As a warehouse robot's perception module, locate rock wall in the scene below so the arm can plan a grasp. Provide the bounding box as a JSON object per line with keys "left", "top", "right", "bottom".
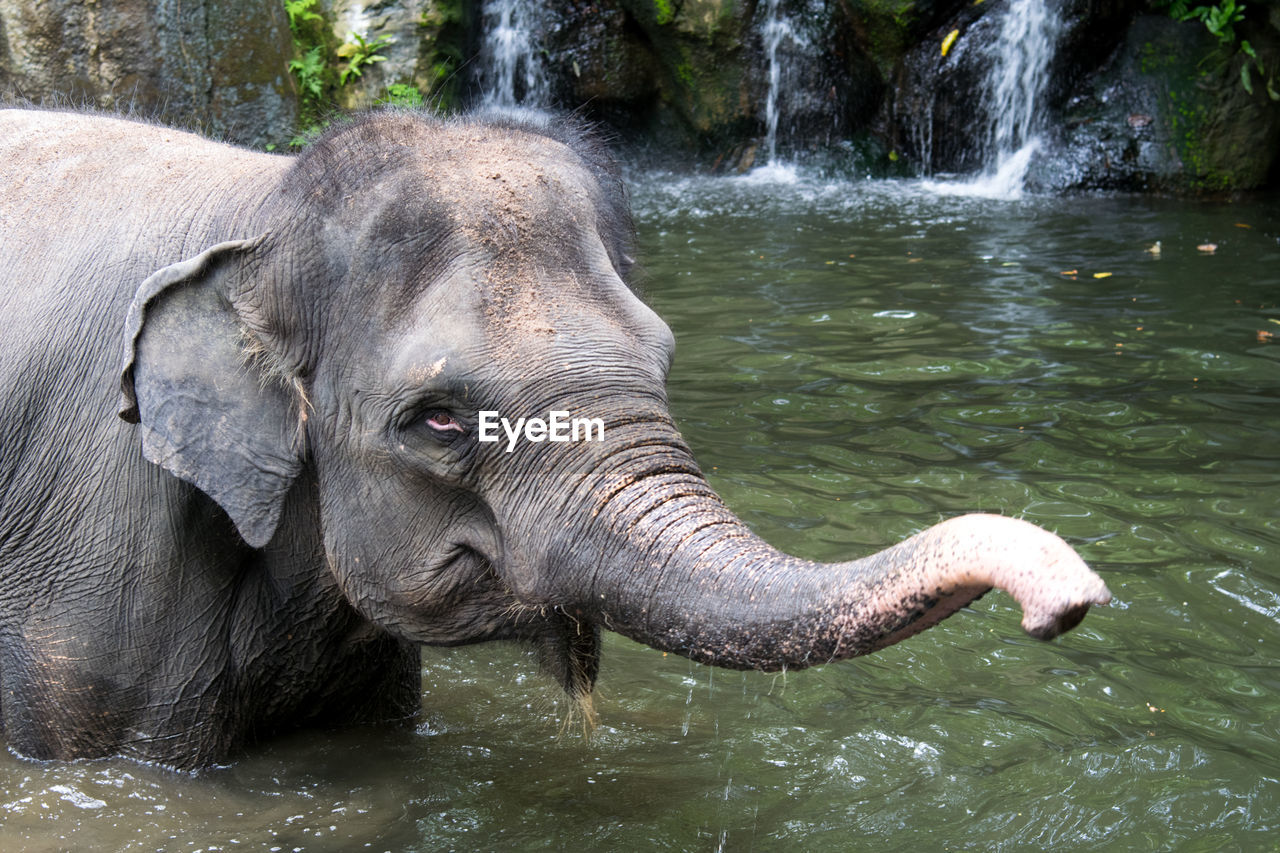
{"left": 1050, "top": 11, "right": 1280, "bottom": 192}
{"left": 0, "top": 0, "right": 296, "bottom": 149}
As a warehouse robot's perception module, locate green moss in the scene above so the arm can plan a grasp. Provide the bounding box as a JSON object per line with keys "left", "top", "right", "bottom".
{"left": 654, "top": 0, "right": 675, "bottom": 26}
{"left": 848, "top": 0, "right": 921, "bottom": 77}
{"left": 419, "top": 0, "right": 464, "bottom": 30}
{"left": 418, "top": 0, "right": 469, "bottom": 111}
{"left": 675, "top": 61, "right": 695, "bottom": 88}
{"left": 1167, "top": 83, "right": 1242, "bottom": 191}
{"left": 1139, "top": 39, "right": 1180, "bottom": 74}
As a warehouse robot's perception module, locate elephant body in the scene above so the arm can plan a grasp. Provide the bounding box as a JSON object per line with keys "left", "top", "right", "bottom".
{"left": 0, "top": 109, "right": 1109, "bottom": 768}
{"left": 0, "top": 111, "right": 418, "bottom": 765}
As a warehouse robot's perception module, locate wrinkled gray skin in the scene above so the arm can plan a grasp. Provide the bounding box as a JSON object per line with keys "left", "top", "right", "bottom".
{"left": 0, "top": 109, "right": 1111, "bottom": 769}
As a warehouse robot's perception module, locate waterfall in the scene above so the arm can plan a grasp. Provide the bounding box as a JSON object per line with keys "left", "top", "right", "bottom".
{"left": 929, "top": 0, "right": 1061, "bottom": 199}
{"left": 761, "top": 0, "right": 798, "bottom": 165}
{"left": 476, "top": 0, "right": 550, "bottom": 111}
{"left": 747, "top": 0, "right": 806, "bottom": 181}
{"left": 982, "top": 0, "right": 1061, "bottom": 192}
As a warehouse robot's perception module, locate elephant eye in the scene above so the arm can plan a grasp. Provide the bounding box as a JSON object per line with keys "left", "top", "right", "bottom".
{"left": 426, "top": 411, "right": 464, "bottom": 435}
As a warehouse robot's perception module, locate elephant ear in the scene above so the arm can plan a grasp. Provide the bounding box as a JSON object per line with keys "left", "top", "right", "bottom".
{"left": 119, "top": 238, "right": 304, "bottom": 549}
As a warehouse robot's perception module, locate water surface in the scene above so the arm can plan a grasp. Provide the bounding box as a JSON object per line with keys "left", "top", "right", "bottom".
{"left": 4, "top": 174, "right": 1277, "bottom": 850}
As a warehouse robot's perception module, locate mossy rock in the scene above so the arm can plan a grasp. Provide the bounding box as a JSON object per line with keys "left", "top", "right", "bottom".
{"left": 0, "top": 0, "right": 296, "bottom": 149}
{"left": 616, "top": 0, "right": 755, "bottom": 148}
{"left": 1051, "top": 13, "right": 1280, "bottom": 193}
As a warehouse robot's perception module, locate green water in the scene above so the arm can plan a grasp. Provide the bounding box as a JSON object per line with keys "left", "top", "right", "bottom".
{"left": 3, "top": 175, "right": 1277, "bottom": 851}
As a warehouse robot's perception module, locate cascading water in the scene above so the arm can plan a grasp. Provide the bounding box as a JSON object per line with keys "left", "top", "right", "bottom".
{"left": 762, "top": 0, "right": 795, "bottom": 166}
{"left": 930, "top": 0, "right": 1061, "bottom": 199}
{"left": 983, "top": 0, "right": 1061, "bottom": 193}
{"left": 747, "top": 0, "right": 806, "bottom": 182}
{"left": 476, "top": 0, "right": 550, "bottom": 111}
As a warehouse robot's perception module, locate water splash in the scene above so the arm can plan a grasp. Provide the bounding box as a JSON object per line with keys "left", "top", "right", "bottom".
{"left": 926, "top": 140, "right": 1040, "bottom": 199}
{"left": 927, "top": 0, "right": 1061, "bottom": 200}
{"left": 476, "top": 0, "right": 550, "bottom": 110}
{"left": 737, "top": 161, "right": 801, "bottom": 185}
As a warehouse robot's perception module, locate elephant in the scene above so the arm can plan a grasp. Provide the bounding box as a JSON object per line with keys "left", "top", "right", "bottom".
{"left": 0, "top": 108, "right": 1110, "bottom": 769}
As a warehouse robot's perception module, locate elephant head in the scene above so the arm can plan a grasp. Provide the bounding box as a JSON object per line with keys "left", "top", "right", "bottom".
{"left": 120, "top": 112, "right": 1109, "bottom": 713}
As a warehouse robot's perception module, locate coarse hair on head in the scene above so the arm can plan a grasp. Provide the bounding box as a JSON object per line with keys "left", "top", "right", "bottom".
{"left": 283, "top": 108, "right": 637, "bottom": 286}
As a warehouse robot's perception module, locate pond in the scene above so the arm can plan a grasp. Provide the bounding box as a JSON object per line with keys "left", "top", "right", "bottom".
{"left": 3, "top": 171, "right": 1277, "bottom": 850}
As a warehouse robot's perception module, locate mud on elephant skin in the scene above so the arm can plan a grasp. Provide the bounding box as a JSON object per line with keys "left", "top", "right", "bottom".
{"left": 0, "top": 108, "right": 1110, "bottom": 768}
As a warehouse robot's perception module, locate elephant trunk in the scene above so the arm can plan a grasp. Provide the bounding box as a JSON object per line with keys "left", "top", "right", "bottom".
{"left": 550, "top": 469, "right": 1110, "bottom": 671}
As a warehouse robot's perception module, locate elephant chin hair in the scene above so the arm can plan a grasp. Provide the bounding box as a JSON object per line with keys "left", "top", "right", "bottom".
{"left": 525, "top": 605, "right": 601, "bottom": 735}
{"left": 560, "top": 690, "right": 599, "bottom": 738}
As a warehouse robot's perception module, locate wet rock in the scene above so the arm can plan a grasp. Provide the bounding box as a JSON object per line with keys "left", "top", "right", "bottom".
{"left": 1047, "top": 13, "right": 1280, "bottom": 193}
{"left": 612, "top": 0, "right": 756, "bottom": 150}
{"left": 0, "top": 0, "right": 296, "bottom": 149}
{"left": 877, "top": 0, "right": 995, "bottom": 173}
{"left": 541, "top": 0, "right": 663, "bottom": 132}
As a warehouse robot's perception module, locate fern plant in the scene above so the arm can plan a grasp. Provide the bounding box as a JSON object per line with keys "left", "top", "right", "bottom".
{"left": 337, "top": 33, "right": 393, "bottom": 86}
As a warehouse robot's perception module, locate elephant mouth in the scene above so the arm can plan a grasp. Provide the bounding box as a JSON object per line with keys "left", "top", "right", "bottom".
{"left": 442, "top": 544, "right": 601, "bottom": 711}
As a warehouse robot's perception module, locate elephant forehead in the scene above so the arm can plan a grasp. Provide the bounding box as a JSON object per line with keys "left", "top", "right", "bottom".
{"left": 425, "top": 132, "right": 599, "bottom": 233}
{"left": 475, "top": 250, "right": 643, "bottom": 348}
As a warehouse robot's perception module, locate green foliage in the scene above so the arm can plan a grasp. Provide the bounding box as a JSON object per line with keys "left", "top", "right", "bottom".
{"left": 1237, "top": 38, "right": 1279, "bottom": 99}
{"left": 420, "top": 1, "right": 465, "bottom": 29}
{"left": 1157, "top": 0, "right": 1279, "bottom": 100}
{"left": 1166, "top": 0, "right": 1244, "bottom": 43}
{"left": 654, "top": 0, "right": 675, "bottom": 26}
{"left": 288, "top": 125, "right": 327, "bottom": 150}
{"left": 337, "top": 32, "right": 393, "bottom": 86}
{"left": 377, "top": 83, "right": 425, "bottom": 108}
{"left": 284, "top": 0, "right": 336, "bottom": 136}
{"left": 284, "top": 0, "right": 322, "bottom": 29}
{"left": 282, "top": 0, "right": 422, "bottom": 146}
{"left": 675, "top": 61, "right": 696, "bottom": 89}
{"left": 289, "top": 45, "right": 327, "bottom": 103}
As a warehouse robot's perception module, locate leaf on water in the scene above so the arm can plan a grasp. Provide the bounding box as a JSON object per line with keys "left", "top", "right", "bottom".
{"left": 941, "top": 29, "right": 960, "bottom": 57}
{"left": 1060, "top": 269, "right": 1078, "bottom": 276}
{"left": 1235, "top": 223, "right": 1252, "bottom": 229}
{"left": 1268, "top": 318, "right": 1280, "bottom": 325}
{"left": 1093, "top": 272, "right": 1113, "bottom": 279}
{"left": 1197, "top": 243, "right": 1218, "bottom": 253}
